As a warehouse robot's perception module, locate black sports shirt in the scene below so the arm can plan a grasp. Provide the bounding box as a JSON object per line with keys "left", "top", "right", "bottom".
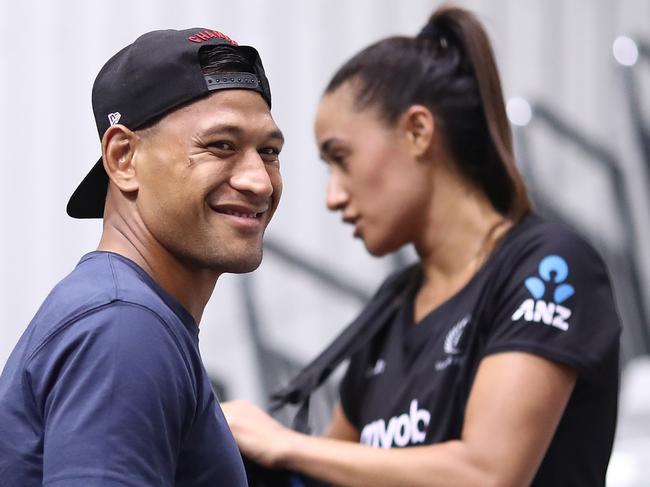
{"left": 340, "top": 214, "right": 621, "bottom": 486}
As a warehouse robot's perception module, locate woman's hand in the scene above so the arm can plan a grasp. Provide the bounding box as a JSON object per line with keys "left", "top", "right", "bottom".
{"left": 221, "top": 399, "right": 299, "bottom": 469}
{"left": 223, "top": 353, "right": 577, "bottom": 487}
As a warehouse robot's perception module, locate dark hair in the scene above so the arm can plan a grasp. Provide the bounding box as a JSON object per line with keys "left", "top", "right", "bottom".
{"left": 199, "top": 44, "right": 257, "bottom": 75}
{"left": 325, "top": 6, "right": 530, "bottom": 221}
{"left": 139, "top": 45, "right": 257, "bottom": 132}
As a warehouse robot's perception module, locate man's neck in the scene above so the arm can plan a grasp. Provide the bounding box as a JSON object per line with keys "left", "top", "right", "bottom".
{"left": 98, "top": 216, "right": 219, "bottom": 325}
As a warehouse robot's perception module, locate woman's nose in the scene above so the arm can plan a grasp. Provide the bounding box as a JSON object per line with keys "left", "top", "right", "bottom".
{"left": 326, "top": 172, "right": 349, "bottom": 211}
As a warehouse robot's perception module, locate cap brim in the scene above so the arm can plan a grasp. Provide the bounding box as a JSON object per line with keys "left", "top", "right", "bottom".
{"left": 66, "top": 157, "right": 108, "bottom": 218}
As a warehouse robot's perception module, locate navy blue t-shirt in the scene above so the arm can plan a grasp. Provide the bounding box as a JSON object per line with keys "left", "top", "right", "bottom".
{"left": 0, "top": 252, "right": 247, "bottom": 486}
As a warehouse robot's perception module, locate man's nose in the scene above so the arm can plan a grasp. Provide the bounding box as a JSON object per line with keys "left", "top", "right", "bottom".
{"left": 230, "top": 152, "right": 274, "bottom": 199}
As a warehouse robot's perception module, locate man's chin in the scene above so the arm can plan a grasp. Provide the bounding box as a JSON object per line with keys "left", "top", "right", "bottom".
{"left": 225, "top": 259, "right": 262, "bottom": 274}
{"left": 215, "top": 250, "right": 263, "bottom": 274}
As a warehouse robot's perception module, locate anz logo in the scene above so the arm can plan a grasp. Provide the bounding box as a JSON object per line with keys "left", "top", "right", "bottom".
{"left": 511, "top": 255, "right": 575, "bottom": 331}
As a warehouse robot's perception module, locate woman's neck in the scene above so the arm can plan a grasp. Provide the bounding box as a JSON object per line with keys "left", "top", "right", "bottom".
{"left": 413, "top": 177, "right": 511, "bottom": 322}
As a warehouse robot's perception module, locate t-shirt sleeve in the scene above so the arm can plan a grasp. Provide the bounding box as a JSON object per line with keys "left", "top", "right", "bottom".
{"left": 482, "top": 229, "right": 621, "bottom": 381}
{"left": 26, "top": 303, "right": 195, "bottom": 487}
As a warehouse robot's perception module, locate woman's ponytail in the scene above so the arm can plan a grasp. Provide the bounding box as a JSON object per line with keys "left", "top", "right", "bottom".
{"left": 428, "top": 8, "right": 530, "bottom": 221}
{"left": 326, "top": 6, "right": 531, "bottom": 221}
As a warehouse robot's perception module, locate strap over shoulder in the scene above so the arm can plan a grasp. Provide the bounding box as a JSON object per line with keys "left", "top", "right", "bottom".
{"left": 269, "top": 264, "right": 420, "bottom": 414}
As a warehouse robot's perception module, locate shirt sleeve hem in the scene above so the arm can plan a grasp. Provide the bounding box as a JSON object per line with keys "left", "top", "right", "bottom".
{"left": 481, "top": 342, "right": 590, "bottom": 375}
{"left": 44, "top": 476, "right": 147, "bottom": 487}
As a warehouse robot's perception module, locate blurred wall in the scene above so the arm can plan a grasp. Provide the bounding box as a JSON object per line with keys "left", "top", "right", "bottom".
{"left": 1, "top": 0, "right": 648, "bottom": 423}
{"left": 2, "top": 0, "right": 650, "bottom": 484}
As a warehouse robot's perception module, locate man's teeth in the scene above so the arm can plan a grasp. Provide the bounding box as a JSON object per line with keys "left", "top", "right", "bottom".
{"left": 223, "top": 209, "right": 258, "bottom": 219}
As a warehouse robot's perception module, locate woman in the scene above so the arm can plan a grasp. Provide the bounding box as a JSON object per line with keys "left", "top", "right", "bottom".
{"left": 224, "top": 6, "right": 620, "bottom": 486}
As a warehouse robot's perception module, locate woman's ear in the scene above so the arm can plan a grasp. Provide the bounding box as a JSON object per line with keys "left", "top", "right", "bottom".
{"left": 401, "top": 105, "right": 435, "bottom": 157}
{"left": 101, "top": 125, "right": 139, "bottom": 193}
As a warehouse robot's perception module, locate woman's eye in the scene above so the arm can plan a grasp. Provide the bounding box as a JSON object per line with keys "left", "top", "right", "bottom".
{"left": 330, "top": 154, "right": 347, "bottom": 169}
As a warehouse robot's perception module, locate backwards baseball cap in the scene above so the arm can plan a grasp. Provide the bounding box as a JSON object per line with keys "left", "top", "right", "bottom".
{"left": 67, "top": 28, "right": 272, "bottom": 219}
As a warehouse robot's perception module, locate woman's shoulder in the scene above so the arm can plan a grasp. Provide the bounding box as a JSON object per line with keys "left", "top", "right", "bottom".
{"left": 480, "top": 212, "right": 616, "bottom": 326}
{"left": 496, "top": 213, "right": 606, "bottom": 272}
{"left": 510, "top": 213, "right": 592, "bottom": 247}
{"left": 480, "top": 213, "right": 621, "bottom": 382}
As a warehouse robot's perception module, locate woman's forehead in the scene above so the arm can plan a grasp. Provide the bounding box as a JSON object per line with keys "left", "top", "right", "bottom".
{"left": 316, "top": 85, "right": 381, "bottom": 131}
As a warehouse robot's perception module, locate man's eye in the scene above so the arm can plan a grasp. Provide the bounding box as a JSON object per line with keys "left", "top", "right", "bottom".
{"left": 259, "top": 147, "right": 281, "bottom": 163}
{"left": 259, "top": 147, "right": 280, "bottom": 156}
{"left": 210, "top": 141, "right": 235, "bottom": 151}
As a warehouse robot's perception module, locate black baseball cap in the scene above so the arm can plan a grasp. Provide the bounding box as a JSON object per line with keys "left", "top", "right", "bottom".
{"left": 67, "top": 28, "right": 272, "bottom": 219}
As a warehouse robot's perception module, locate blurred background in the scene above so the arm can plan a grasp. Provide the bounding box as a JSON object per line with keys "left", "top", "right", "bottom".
{"left": 1, "top": 0, "right": 648, "bottom": 484}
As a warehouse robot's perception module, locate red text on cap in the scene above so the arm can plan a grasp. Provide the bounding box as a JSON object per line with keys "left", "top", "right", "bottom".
{"left": 188, "top": 30, "right": 238, "bottom": 45}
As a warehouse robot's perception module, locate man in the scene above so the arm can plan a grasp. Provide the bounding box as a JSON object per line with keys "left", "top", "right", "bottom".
{"left": 0, "top": 28, "right": 283, "bottom": 486}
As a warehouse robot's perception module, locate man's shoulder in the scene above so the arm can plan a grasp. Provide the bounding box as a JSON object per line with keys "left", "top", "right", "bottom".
{"left": 23, "top": 252, "right": 180, "bottom": 358}
{"left": 42, "top": 252, "right": 155, "bottom": 314}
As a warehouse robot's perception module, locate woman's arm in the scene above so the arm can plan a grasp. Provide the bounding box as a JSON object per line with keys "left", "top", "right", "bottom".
{"left": 223, "top": 351, "right": 576, "bottom": 487}
{"left": 325, "top": 404, "right": 359, "bottom": 441}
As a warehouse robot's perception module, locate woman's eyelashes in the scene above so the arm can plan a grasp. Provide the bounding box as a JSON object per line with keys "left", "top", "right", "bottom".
{"left": 329, "top": 153, "right": 349, "bottom": 172}
{"left": 322, "top": 150, "right": 349, "bottom": 170}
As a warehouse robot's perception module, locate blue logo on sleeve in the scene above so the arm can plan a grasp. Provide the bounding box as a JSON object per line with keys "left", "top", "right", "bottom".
{"left": 512, "top": 255, "right": 575, "bottom": 331}
{"left": 524, "top": 255, "right": 575, "bottom": 304}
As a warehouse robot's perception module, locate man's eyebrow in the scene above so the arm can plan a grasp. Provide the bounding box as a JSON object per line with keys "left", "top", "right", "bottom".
{"left": 267, "top": 129, "right": 285, "bottom": 144}
{"left": 203, "top": 124, "right": 284, "bottom": 144}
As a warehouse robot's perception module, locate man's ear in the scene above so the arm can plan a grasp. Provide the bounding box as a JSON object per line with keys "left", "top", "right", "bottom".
{"left": 101, "top": 125, "right": 139, "bottom": 193}
{"left": 400, "top": 105, "right": 435, "bottom": 158}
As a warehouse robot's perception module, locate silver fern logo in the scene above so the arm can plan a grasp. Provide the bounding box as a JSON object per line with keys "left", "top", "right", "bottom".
{"left": 443, "top": 314, "right": 470, "bottom": 355}
{"left": 436, "top": 314, "right": 470, "bottom": 371}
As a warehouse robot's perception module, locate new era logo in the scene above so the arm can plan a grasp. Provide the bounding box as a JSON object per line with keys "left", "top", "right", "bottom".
{"left": 108, "top": 112, "right": 122, "bottom": 126}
